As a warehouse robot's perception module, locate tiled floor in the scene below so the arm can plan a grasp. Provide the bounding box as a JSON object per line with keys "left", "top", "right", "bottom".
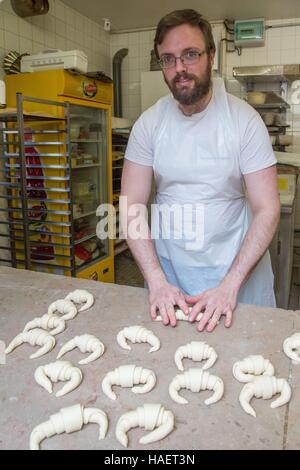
{"left": 288, "top": 268, "right": 300, "bottom": 310}
{"left": 114, "top": 250, "right": 144, "bottom": 288}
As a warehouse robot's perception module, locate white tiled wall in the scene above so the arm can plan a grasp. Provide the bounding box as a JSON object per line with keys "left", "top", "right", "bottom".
{"left": 0, "top": 2, "right": 300, "bottom": 149}
{"left": 224, "top": 18, "right": 300, "bottom": 76}
{"left": 224, "top": 18, "right": 300, "bottom": 154}
{"left": 0, "top": 0, "right": 111, "bottom": 80}
{"left": 110, "top": 29, "right": 155, "bottom": 122}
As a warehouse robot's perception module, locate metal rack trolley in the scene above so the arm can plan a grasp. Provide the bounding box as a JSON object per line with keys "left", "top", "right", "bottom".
{"left": 112, "top": 128, "right": 130, "bottom": 256}
{"left": 0, "top": 94, "right": 76, "bottom": 275}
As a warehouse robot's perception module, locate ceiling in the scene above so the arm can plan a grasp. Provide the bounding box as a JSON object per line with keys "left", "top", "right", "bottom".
{"left": 62, "top": 0, "right": 300, "bottom": 31}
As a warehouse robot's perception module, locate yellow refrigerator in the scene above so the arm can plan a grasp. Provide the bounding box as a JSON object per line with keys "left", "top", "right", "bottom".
{"left": 5, "top": 70, "right": 114, "bottom": 283}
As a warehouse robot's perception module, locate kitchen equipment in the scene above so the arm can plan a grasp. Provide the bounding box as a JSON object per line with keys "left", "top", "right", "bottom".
{"left": 4, "top": 50, "right": 29, "bottom": 75}
{"left": 11, "top": 0, "right": 49, "bottom": 17}
{"left": 263, "top": 112, "right": 275, "bottom": 125}
{"left": 274, "top": 114, "right": 286, "bottom": 126}
{"left": 21, "top": 50, "right": 88, "bottom": 74}
{"left": 113, "top": 48, "right": 129, "bottom": 118}
{"left": 3, "top": 70, "right": 114, "bottom": 283}
{"left": 112, "top": 126, "right": 131, "bottom": 255}
{"left": 271, "top": 167, "right": 297, "bottom": 308}
{"left": 70, "top": 123, "right": 81, "bottom": 140}
{"left": 233, "top": 64, "right": 300, "bottom": 83}
{"left": 247, "top": 91, "right": 266, "bottom": 105}
{"left": 275, "top": 151, "right": 300, "bottom": 229}
{"left": 278, "top": 135, "right": 293, "bottom": 146}
{"left": 273, "top": 152, "right": 300, "bottom": 307}
{"left": 0, "top": 80, "right": 5, "bottom": 107}
{"left": 234, "top": 19, "right": 265, "bottom": 47}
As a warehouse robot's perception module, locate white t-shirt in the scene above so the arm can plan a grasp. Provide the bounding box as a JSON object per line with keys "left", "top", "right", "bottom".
{"left": 125, "top": 91, "right": 276, "bottom": 175}
{"left": 124, "top": 82, "right": 277, "bottom": 306}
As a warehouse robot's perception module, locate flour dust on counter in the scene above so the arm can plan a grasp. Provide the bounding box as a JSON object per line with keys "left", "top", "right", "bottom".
{"left": 1, "top": 266, "right": 300, "bottom": 450}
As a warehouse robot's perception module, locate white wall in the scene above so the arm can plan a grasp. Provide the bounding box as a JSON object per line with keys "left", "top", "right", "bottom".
{"left": 110, "top": 29, "right": 154, "bottom": 122}
{"left": 224, "top": 19, "right": 300, "bottom": 75}
{"left": 0, "top": 0, "right": 111, "bottom": 80}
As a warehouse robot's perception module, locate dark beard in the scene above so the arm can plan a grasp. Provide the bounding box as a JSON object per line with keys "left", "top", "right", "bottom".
{"left": 166, "top": 64, "right": 212, "bottom": 106}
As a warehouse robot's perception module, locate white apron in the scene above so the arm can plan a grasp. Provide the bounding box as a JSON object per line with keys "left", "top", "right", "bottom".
{"left": 151, "top": 78, "right": 276, "bottom": 307}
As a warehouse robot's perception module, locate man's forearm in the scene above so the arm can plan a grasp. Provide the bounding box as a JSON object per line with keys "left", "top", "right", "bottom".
{"left": 126, "top": 228, "right": 166, "bottom": 287}
{"left": 223, "top": 207, "right": 280, "bottom": 291}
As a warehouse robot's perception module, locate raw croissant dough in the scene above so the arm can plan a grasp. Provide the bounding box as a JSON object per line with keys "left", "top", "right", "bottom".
{"left": 30, "top": 404, "right": 108, "bottom": 450}
{"left": 169, "top": 368, "right": 224, "bottom": 405}
{"left": 65, "top": 289, "right": 94, "bottom": 312}
{"left": 283, "top": 332, "right": 300, "bottom": 364}
{"left": 102, "top": 364, "right": 156, "bottom": 400}
{"left": 239, "top": 375, "right": 292, "bottom": 417}
{"left": 23, "top": 313, "right": 66, "bottom": 336}
{"left": 233, "top": 355, "right": 275, "bottom": 383}
{"left": 117, "top": 325, "right": 160, "bottom": 352}
{"left": 174, "top": 341, "right": 217, "bottom": 371}
{"left": 5, "top": 328, "right": 56, "bottom": 359}
{"left": 34, "top": 361, "right": 83, "bottom": 397}
{"left": 47, "top": 289, "right": 94, "bottom": 321}
{"left": 48, "top": 299, "right": 78, "bottom": 321}
{"left": 155, "top": 308, "right": 203, "bottom": 322}
{"left": 116, "top": 403, "right": 174, "bottom": 447}
{"left": 57, "top": 334, "right": 105, "bottom": 364}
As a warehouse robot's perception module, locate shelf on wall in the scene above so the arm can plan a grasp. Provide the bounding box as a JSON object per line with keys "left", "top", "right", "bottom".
{"left": 71, "top": 139, "right": 102, "bottom": 143}
{"left": 71, "top": 163, "right": 101, "bottom": 169}
{"left": 73, "top": 210, "right": 97, "bottom": 220}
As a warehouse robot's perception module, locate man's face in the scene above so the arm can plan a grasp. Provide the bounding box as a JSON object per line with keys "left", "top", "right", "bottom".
{"left": 157, "top": 24, "right": 214, "bottom": 106}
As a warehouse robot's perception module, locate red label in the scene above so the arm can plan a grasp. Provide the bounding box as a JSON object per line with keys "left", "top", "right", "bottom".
{"left": 82, "top": 80, "right": 97, "bottom": 98}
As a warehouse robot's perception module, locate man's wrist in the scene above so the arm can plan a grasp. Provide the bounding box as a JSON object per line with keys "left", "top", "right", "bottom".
{"left": 147, "top": 268, "right": 167, "bottom": 289}
{"left": 221, "top": 272, "right": 243, "bottom": 295}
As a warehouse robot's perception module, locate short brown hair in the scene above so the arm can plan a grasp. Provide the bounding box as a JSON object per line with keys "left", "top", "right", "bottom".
{"left": 154, "top": 9, "right": 216, "bottom": 59}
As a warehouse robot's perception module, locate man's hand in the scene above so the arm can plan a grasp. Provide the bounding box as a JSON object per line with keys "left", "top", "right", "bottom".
{"left": 185, "top": 281, "right": 238, "bottom": 332}
{"left": 149, "top": 278, "right": 189, "bottom": 327}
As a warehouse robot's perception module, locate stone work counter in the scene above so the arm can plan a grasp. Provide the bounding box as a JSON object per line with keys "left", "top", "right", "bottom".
{"left": 0, "top": 266, "right": 299, "bottom": 450}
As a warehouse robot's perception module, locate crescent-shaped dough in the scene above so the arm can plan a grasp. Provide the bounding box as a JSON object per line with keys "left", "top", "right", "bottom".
{"left": 48, "top": 299, "right": 78, "bottom": 321}
{"left": 102, "top": 364, "right": 156, "bottom": 400}
{"left": 30, "top": 404, "right": 108, "bottom": 449}
{"left": 117, "top": 325, "right": 160, "bottom": 352}
{"left": 56, "top": 334, "right": 105, "bottom": 364}
{"left": 5, "top": 328, "right": 56, "bottom": 359}
{"left": 65, "top": 289, "right": 94, "bottom": 312}
{"left": 169, "top": 368, "right": 224, "bottom": 405}
{"left": 23, "top": 314, "right": 66, "bottom": 336}
{"left": 283, "top": 332, "right": 300, "bottom": 364}
{"left": 239, "top": 375, "right": 292, "bottom": 418}
{"left": 34, "top": 361, "right": 83, "bottom": 397}
{"left": 155, "top": 308, "right": 203, "bottom": 322}
{"left": 174, "top": 341, "right": 217, "bottom": 371}
{"left": 233, "top": 355, "right": 275, "bottom": 383}
{"left": 115, "top": 404, "right": 174, "bottom": 447}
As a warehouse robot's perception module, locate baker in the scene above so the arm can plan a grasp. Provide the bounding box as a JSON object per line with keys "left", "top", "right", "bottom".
{"left": 120, "top": 9, "right": 280, "bottom": 332}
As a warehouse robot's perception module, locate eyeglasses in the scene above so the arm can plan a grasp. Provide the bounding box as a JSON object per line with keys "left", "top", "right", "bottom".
{"left": 158, "top": 49, "right": 207, "bottom": 69}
